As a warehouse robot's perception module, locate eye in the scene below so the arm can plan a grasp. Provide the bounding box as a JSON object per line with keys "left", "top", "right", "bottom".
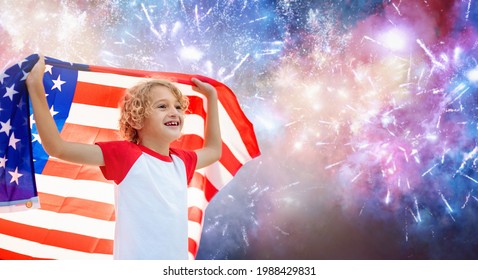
{"left": 157, "top": 104, "right": 167, "bottom": 109}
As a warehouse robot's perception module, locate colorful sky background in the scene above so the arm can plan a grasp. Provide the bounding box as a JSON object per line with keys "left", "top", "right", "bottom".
{"left": 1, "top": 0, "right": 478, "bottom": 259}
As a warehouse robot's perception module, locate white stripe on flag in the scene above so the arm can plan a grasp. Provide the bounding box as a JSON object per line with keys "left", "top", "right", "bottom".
{"left": 35, "top": 174, "right": 114, "bottom": 204}
{"left": 217, "top": 104, "right": 253, "bottom": 164}
{"left": 183, "top": 114, "right": 204, "bottom": 137}
{"left": 1, "top": 210, "right": 114, "bottom": 239}
{"left": 77, "top": 71, "right": 143, "bottom": 89}
{"left": 187, "top": 187, "right": 208, "bottom": 209}
{"left": 188, "top": 221, "right": 202, "bottom": 244}
{"left": 67, "top": 103, "right": 120, "bottom": 130}
{"left": 0, "top": 233, "right": 112, "bottom": 260}
{"left": 196, "top": 161, "right": 234, "bottom": 190}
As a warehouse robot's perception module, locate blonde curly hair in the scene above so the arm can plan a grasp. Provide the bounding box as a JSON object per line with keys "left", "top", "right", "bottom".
{"left": 119, "top": 79, "right": 189, "bottom": 143}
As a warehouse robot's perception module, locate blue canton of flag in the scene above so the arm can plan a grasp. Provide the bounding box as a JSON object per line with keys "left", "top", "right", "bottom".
{"left": 0, "top": 54, "right": 86, "bottom": 212}
{"left": 0, "top": 54, "right": 39, "bottom": 212}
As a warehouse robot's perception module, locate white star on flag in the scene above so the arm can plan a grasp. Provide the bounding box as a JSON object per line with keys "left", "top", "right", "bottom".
{"left": 21, "top": 70, "right": 29, "bottom": 81}
{"left": 16, "top": 59, "right": 28, "bottom": 69}
{"left": 0, "top": 156, "right": 7, "bottom": 168}
{"left": 32, "top": 133, "right": 41, "bottom": 144}
{"left": 51, "top": 75, "right": 66, "bottom": 91}
{"left": 29, "top": 114, "right": 35, "bottom": 129}
{"left": 8, "top": 167, "right": 23, "bottom": 185}
{"left": 9, "top": 132, "right": 20, "bottom": 150}
{"left": 45, "top": 64, "right": 53, "bottom": 74}
{"left": 0, "top": 119, "right": 12, "bottom": 135}
{"left": 0, "top": 72, "right": 9, "bottom": 84}
{"left": 50, "top": 105, "right": 59, "bottom": 117}
{"left": 3, "top": 85, "right": 18, "bottom": 101}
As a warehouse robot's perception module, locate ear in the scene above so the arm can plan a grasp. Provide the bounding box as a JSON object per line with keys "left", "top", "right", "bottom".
{"left": 131, "top": 123, "right": 143, "bottom": 130}
{"left": 128, "top": 120, "right": 143, "bottom": 130}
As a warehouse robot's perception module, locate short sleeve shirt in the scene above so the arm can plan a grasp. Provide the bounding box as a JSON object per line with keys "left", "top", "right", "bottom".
{"left": 96, "top": 141, "right": 197, "bottom": 260}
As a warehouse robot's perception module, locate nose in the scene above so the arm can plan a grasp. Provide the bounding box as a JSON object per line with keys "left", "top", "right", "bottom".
{"left": 168, "top": 106, "right": 180, "bottom": 116}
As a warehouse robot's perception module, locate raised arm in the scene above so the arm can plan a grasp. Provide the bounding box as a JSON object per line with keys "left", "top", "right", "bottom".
{"left": 191, "top": 78, "right": 222, "bottom": 169}
{"left": 26, "top": 55, "right": 105, "bottom": 166}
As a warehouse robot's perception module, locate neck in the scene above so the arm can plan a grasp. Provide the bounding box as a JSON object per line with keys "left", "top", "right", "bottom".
{"left": 138, "top": 139, "right": 170, "bottom": 156}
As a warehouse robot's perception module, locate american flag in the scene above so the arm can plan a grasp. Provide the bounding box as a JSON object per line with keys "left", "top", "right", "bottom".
{"left": 0, "top": 54, "right": 260, "bottom": 260}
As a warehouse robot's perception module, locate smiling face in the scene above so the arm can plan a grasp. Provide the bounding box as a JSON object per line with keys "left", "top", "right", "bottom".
{"left": 137, "top": 85, "right": 186, "bottom": 146}
{"left": 119, "top": 79, "right": 189, "bottom": 145}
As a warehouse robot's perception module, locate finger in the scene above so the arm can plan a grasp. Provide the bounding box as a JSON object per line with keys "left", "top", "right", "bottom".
{"left": 191, "top": 79, "right": 206, "bottom": 92}
{"left": 36, "top": 53, "right": 45, "bottom": 63}
{"left": 191, "top": 77, "right": 203, "bottom": 87}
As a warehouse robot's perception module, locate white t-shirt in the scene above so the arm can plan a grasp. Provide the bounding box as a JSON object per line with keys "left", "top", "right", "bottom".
{"left": 96, "top": 141, "right": 197, "bottom": 260}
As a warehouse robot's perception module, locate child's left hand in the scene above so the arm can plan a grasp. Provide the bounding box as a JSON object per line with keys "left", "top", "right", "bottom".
{"left": 26, "top": 54, "right": 46, "bottom": 88}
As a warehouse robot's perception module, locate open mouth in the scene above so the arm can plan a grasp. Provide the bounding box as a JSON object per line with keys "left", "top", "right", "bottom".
{"left": 164, "top": 121, "right": 180, "bottom": 127}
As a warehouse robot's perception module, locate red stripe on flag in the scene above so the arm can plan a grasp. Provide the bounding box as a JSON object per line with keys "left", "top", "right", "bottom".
{"left": 73, "top": 82, "right": 125, "bottom": 108}
{"left": 42, "top": 159, "right": 108, "bottom": 182}
{"left": 60, "top": 123, "right": 121, "bottom": 144}
{"left": 0, "top": 218, "right": 113, "bottom": 255}
{"left": 0, "top": 248, "right": 51, "bottom": 260}
{"left": 220, "top": 141, "right": 244, "bottom": 176}
{"left": 216, "top": 90, "right": 260, "bottom": 159}
{"left": 188, "top": 206, "right": 203, "bottom": 224}
{"left": 38, "top": 192, "right": 115, "bottom": 221}
{"left": 186, "top": 96, "right": 206, "bottom": 116}
{"left": 173, "top": 134, "right": 243, "bottom": 176}
{"left": 204, "top": 177, "right": 219, "bottom": 202}
{"left": 172, "top": 134, "right": 204, "bottom": 150}
{"left": 188, "top": 237, "right": 198, "bottom": 257}
{"left": 190, "top": 173, "right": 219, "bottom": 202}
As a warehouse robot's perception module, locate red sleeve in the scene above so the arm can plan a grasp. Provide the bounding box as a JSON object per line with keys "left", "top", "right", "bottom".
{"left": 96, "top": 141, "right": 142, "bottom": 184}
{"left": 170, "top": 148, "right": 198, "bottom": 184}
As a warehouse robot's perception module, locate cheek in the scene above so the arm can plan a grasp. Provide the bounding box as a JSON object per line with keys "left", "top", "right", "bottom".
{"left": 180, "top": 115, "right": 186, "bottom": 129}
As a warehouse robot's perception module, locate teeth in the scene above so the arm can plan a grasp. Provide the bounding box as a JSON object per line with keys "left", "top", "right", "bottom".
{"left": 165, "top": 121, "right": 179, "bottom": 126}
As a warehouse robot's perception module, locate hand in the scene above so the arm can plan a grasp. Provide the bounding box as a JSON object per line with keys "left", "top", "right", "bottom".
{"left": 26, "top": 54, "right": 46, "bottom": 87}
{"left": 191, "top": 77, "right": 217, "bottom": 99}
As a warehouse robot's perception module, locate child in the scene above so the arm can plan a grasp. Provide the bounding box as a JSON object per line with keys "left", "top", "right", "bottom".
{"left": 26, "top": 55, "right": 222, "bottom": 259}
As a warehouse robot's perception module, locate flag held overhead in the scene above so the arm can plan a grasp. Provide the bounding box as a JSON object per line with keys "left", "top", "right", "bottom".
{"left": 0, "top": 54, "right": 260, "bottom": 260}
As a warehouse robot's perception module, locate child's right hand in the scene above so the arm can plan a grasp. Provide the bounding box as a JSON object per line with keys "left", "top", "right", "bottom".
{"left": 191, "top": 77, "right": 217, "bottom": 99}
{"left": 26, "top": 54, "right": 46, "bottom": 88}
